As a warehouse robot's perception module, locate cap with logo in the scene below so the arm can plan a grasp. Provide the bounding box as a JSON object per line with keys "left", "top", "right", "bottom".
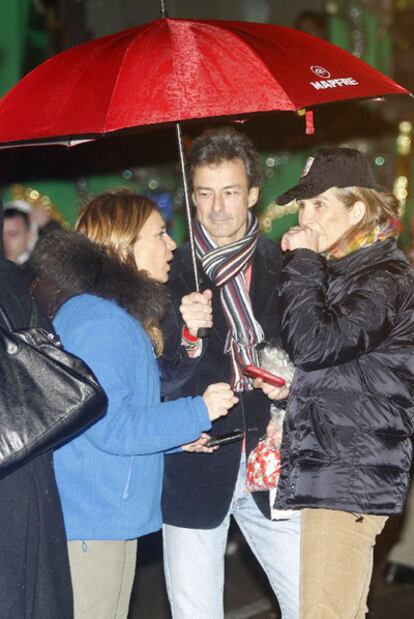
{"left": 276, "top": 147, "right": 384, "bottom": 205}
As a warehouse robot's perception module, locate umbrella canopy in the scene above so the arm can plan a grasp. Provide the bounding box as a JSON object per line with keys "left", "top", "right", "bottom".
{"left": 0, "top": 16, "right": 408, "bottom": 146}
{"left": 0, "top": 15, "right": 409, "bottom": 302}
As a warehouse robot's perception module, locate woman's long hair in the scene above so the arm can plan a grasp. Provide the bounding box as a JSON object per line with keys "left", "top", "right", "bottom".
{"left": 334, "top": 186, "right": 400, "bottom": 241}
{"left": 76, "top": 190, "right": 165, "bottom": 354}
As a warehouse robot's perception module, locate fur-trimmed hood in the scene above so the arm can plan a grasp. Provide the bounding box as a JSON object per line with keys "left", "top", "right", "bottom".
{"left": 31, "top": 229, "right": 169, "bottom": 324}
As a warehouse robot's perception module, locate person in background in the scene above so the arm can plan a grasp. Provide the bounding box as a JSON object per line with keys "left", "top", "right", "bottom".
{"left": 0, "top": 199, "right": 73, "bottom": 619}
{"left": 31, "top": 191, "right": 236, "bottom": 619}
{"left": 3, "top": 199, "right": 61, "bottom": 265}
{"left": 3, "top": 205, "right": 34, "bottom": 264}
{"left": 264, "top": 147, "right": 414, "bottom": 619}
{"left": 161, "top": 126, "right": 300, "bottom": 619}
{"left": 294, "top": 10, "right": 328, "bottom": 40}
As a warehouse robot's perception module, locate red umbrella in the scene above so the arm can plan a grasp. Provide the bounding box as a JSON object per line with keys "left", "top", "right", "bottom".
{"left": 0, "top": 16, "right": 408, "bottom": 296}
{"left": 0, "top": 17, "right": 408, "bottom": 146}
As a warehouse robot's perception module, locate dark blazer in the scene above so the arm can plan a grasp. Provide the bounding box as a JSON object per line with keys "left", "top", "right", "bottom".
{"left": 0, "top": 205, "right": 73, "bottom": 618}
{"left": 161, "top": 236, "right": 283, "bottom": 528}
{"left": 275, "top": 239, "right": 414, "bottom": 516}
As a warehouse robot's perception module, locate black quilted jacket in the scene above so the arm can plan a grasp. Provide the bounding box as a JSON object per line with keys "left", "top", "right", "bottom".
{"left": 275, "top": 238, "right": 414, "bottom": 515}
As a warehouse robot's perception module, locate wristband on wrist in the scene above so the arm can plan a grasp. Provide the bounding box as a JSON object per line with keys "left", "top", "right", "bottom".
{"left": 182, "top": 326, "right": 199, "bottom": 343}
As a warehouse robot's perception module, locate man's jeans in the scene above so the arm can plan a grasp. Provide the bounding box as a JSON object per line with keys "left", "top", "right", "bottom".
{"left": 163, "top": 455, "right": 300, "bottom": 619}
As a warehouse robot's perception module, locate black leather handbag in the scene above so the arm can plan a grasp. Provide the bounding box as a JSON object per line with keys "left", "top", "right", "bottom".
{"left": 0, "top": 303, "right": 107, "bottom": 471}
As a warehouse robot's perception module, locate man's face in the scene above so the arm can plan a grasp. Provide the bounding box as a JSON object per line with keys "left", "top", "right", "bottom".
{"left": 192, "top": 158, "right": 259, "bottom": 247}
{"left": 3, "top": 215, "right": 33, "bottom": 262}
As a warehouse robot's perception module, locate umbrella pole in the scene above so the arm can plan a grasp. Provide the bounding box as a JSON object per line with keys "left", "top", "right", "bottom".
{"left": 176, "top": 122, "right": 209, "bottom": 338}
{"left": 175, "top": 122, "right": 200, "bottom": 294}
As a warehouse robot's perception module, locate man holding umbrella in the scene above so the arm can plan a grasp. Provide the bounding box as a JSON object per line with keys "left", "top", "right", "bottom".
{"left": 161, "top": 126, "right": 299, "bottom": 619}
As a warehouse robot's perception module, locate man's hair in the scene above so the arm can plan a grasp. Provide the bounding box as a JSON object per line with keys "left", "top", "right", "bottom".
{"left": 186, "top": 126, "right": 262, "bottom": 189}
{"left": 4, "top": 208, "right": 30, "bottom": 228}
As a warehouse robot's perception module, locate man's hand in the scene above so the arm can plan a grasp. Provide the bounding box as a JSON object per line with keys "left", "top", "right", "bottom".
{"left": 252, "top": 377, "right": 289, "bottom": 401}
{"left": 202, "top": 383, "right": 238, "bottom": 421}
{"left": 281, "top": 226, "right": 319, "bottom": 252}
{"left": 181, "top": 433, "right": 217, "bottom": 453}
{"left": 180, "top": 289, "right": 213, "bottom": 336}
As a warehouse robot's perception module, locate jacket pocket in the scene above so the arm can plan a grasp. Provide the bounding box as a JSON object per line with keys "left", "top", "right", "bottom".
{"left": 309, "top": 403, "right": 337, "bottom": 455}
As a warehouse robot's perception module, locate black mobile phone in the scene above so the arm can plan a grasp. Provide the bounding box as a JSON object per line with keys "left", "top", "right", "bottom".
{"left": 205, "top": 430, "right": 244, "bottom": 448}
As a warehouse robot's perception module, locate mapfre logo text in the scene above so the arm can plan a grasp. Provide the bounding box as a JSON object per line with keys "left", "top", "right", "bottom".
{"left": 310, "top": 77, "right": 359, "bottom": 90}
{"left": 309, "top": 66, "right": 359, "bottom": 90}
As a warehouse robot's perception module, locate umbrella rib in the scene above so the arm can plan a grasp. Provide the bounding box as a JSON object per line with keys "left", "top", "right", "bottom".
{"left": 168, "top": 22, "right": 192, "bottom": 119}
{"left": 203, "top": 20, "right": 298, "bottom": 111}
{"left": 101, "top": 38, "right": 138, "bottom": 132}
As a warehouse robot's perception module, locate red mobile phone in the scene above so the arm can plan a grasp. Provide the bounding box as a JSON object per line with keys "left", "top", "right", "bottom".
{"left": 243, "top": 364, "right": 286, "bottom": 387}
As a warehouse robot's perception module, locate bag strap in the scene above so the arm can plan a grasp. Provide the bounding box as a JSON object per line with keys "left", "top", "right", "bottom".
{"left": 30, "top": 303, "right": 39, "bottom": 328}
{"left": 0, "top": 300, "right": 39, "bottom": 332}
{"left": 0, "top": 302, "right": 13, "bottom": 332}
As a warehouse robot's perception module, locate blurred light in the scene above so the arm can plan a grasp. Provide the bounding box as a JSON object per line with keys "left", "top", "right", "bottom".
{"left": 326, "top": 2, "right": 339, "bottom": 15}
{"left": 374, "top": 156, "right": 385, "bottom": 166}
{"left": 393, "top": 175, "right": 408, "bottom": 216}
{"left": 400, "top": 120, "right": 412, "bottom": 133}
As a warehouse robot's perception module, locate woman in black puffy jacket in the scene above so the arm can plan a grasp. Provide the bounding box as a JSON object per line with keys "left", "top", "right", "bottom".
{"left": 268, "top": 148, "right": 414, "bottom": 619}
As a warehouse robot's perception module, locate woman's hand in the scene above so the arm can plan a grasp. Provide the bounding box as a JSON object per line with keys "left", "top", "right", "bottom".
{"left": 202, "top": 383, "right": 238, "bottom": 421}
{"left": 181, "top": 433, "right": 217, "bottom": 453}
{"left": 265, "top": 419, "right": 283, "bottom": 448}
{"left": 252, "top": 377, "right": 290, "bottom": 401}
{"left": 180, "top": 289, "right": 213, "bottom": 336}
{"left": 281, "top": 226, "right": 319, "bottom": 252}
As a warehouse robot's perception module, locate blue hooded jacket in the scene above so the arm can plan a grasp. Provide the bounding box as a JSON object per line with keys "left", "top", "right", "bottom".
{"left": 53, "top": 293, "right": 210, "bottom": 540}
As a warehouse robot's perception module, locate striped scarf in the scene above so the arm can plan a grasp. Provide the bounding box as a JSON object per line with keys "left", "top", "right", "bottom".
{"left": 194, "top": 212, "right": 264, "bottom": 391}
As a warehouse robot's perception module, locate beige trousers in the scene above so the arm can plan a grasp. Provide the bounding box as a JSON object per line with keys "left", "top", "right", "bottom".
{"left": 300, "top": 508, "right": 387, "bottom": 619}
{"left": 67, "top": 539, "right": 137, "bottom": 619}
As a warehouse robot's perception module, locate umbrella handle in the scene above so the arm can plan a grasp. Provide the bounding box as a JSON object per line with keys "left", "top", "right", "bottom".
{"left": 197, "top": 327, "right": 210, "bottom": 338}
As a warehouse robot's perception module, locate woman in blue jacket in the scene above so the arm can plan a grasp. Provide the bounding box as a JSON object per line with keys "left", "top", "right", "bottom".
{"left": 31, "top": 191, "right": 236, "bottom": 619}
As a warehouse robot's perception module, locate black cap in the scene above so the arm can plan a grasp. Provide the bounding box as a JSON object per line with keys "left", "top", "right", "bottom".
{"left": 276, "top": 148, "right": 384, "bottom": 205}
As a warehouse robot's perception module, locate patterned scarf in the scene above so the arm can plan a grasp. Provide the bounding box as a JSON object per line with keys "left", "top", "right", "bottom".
{"left": 194, "top": 211, "right": 264, "bottom": 391}
{"left": 324, "top": 218, "right": 402, "bottom": 260}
